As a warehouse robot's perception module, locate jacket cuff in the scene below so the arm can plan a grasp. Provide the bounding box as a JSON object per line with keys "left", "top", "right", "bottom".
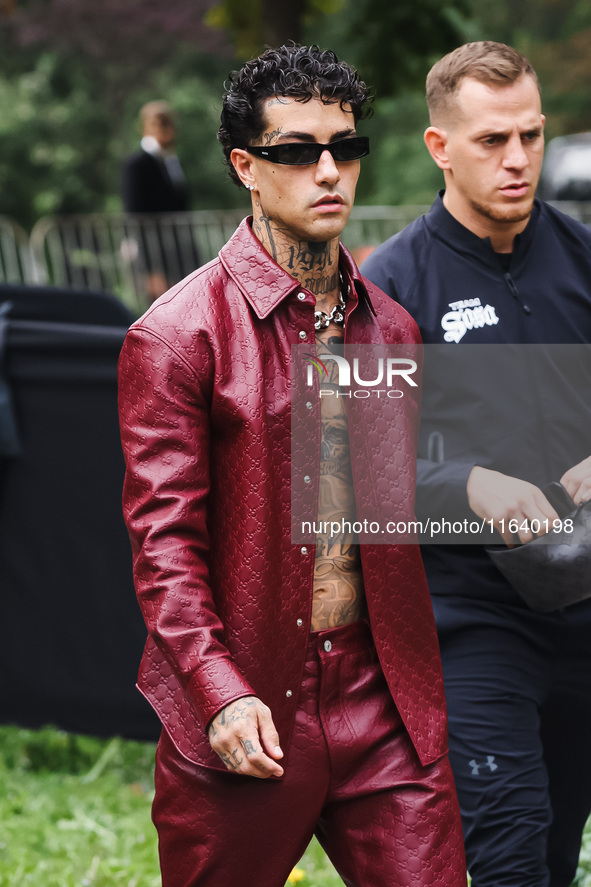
{"left": 416, "top": 457, "right": 477, "bottom": 521}
{"left": 439, "top": 459, "right": 476, "bottom": 514}
{"left": 186, "top": 658, "right": 256, "bottom": 729}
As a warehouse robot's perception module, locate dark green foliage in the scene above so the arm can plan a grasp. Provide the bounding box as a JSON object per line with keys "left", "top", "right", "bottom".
{"left": 1, "top": 1, "right": 591, "bottom": 232}
{"left": 0, "top": 51, "right": 114, "bottom": 229}
{"left": 340, "top": 0, "right": 472, "bottom": 96}
{"left": 0, "top": 0, "right": 473, "bottom": 229}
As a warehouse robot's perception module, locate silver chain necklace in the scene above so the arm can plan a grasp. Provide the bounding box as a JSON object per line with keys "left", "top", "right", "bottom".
{"left": 314, "top": 274, "right": 349, "bottom": 330}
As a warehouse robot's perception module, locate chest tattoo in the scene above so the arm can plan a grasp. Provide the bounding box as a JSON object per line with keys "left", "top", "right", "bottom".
{"left": 311, "top": 326, "right": 365, "bottom": 630}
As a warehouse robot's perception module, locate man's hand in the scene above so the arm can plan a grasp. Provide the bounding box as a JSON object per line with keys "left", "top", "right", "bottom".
{"left": 207, "top": 696, "right": 284, "bottom": 779}
{"left": 467, "top": 466, "right": 559, "bottom": 545}
{"left": 561, "top": 455, "right": 591, "bottom": 505}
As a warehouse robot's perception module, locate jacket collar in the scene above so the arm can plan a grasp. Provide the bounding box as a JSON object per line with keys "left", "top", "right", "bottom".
{"left": 219, "top": 217, "right": 376, "bottom": 320}
{"left": 426, "top": 190, "right": 541, "bottom": 266}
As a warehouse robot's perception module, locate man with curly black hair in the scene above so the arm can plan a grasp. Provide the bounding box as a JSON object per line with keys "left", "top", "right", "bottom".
{"left": 118, "top": 44, "right": 465, "bottom": 887}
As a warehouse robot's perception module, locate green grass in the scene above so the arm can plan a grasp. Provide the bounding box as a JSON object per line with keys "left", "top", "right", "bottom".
{"left": 0, "top": 725, "right": 342, "bottom": 887}
{"left": 0, "top": 727, "right": 159, "bottom": 887}
{"left": 1, "top": 724, "right": 590, "bottom": 886}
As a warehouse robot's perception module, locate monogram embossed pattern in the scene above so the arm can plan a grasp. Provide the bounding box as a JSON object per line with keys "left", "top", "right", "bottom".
{"left": 118, "top": 218, "right": 448, "bottom": 771}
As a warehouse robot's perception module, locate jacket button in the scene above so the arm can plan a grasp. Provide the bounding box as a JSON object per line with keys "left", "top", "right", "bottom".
{"left": 298, "top": 330, "right": 306, "bottom": 340}
{"left": 306, "top": 401, "right": 313, "bottom": 409}
{"left": 297, "top": 292, "right": 306, "bottom": 301}
{"left": 301, "top": 546, "right": 308, "bottom": 554}
{"left": 296, "top": 618, "right": 303, "bottom": 627}
{"left": 303, "top": 475, "right": 311, "bottom": 484}
{"left": 286, "top": 689, "right": 293, "bottom": 698}
{"left": 324, "top": 640, "right": 332, "bottom": 652}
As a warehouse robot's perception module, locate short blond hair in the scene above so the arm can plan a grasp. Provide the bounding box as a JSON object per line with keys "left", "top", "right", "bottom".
{"left": 426, "top": 41, "right": 539, "bottom": 125}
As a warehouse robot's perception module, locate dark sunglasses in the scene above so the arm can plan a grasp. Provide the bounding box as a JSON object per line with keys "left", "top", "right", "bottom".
{"left": 245, "top": 136, "right": 370, "bottom": 166}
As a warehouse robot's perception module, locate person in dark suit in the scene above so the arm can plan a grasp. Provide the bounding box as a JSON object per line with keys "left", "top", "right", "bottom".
{"left": 122, "top": 101, "right": 189, "bottom": 214}
{"left": 122, "top": 101, "right": 198, "bottom": 300}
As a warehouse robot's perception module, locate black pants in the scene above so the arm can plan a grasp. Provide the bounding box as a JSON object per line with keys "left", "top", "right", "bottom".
{"left": 432, "top": 594, "right": 591, "bottom": 887}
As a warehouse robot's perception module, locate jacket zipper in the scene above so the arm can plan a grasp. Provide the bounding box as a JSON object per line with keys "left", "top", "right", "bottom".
{"left": 502, "top": 273, "right": 551, "bottom": 474}
{"left": 503, "top": 272, "right": 531, "bottom": 315}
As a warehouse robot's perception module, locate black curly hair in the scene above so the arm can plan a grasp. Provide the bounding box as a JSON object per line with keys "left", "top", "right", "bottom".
{"left": 218, "top": 44, "right": 373, "bottom": 187}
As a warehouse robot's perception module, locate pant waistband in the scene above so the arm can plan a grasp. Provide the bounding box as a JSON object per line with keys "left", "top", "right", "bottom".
{"left": 307, "top": 619, "right": 373, "bottom": 658}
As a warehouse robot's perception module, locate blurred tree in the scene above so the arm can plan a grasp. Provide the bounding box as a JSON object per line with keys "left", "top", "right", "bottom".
{"left": 0, "top": 50, "right": 114, "bottom": 229}
{"left": 0, "top": 0, "right": 231, "bottom": 120}
{"left": 2, "top": 0, "right": 229, "bottom": 73}
{"left": 0, "top": 0, "right": 474, "bottom": 228}
{"left": 0, "top": 42, "right": 247, "bottom": 228}
{"left": 4, "top": 0, "right": 471, "bottom": 96}
{"left": 353, "top": 91, "right": 444, "bottom": 208}
{"left": 5, "top": 0, "right": 591, "bottom": 229}
{"left": 468, "top": 0, "right": 591, "bottom": 136}
{"left": 205, "top": 0, "right": 343, "bottom": 57}
{"left": 0, "top": 2, "right": 248, "bottom": 228}
{"left": 206, "top": 0, "right": 471, "bottom": 94}
{"left": 338, "top": 0, "right": 472, "bottom": 95}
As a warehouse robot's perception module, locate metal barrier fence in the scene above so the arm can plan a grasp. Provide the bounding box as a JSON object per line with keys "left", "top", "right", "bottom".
{"left": 0, "top": 216, "right": 40, "bottom": 286}
{"left": 29, "top": 211, "right": 246, "bottom": 315}
{"left": 28, "top": 207, "right": 431, "bottom": 314}
{"left": 0, "top": 202, "right": 587, "bottom": 313}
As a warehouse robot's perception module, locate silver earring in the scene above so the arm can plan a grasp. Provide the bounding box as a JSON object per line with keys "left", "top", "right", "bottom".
{"left": 245, "top": 183, "right": 254, "bottom": 191}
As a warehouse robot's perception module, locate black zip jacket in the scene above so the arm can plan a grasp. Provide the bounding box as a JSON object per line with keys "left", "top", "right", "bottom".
{"left": 361, "top": 194, "right": 591, "bottom": 600}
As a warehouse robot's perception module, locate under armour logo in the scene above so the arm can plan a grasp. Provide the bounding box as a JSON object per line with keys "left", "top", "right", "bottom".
{"left": 469, "top": 756, "right": 498, "bottom": 776}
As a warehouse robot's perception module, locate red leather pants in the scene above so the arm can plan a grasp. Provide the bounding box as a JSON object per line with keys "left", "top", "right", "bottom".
{"left": 152, "top": 621, "right": 466, "bottom": 887}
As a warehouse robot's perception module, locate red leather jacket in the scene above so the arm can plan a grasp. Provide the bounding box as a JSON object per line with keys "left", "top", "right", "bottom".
{"left": 118, "top": 219, "right": 448, "bottom": 771}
